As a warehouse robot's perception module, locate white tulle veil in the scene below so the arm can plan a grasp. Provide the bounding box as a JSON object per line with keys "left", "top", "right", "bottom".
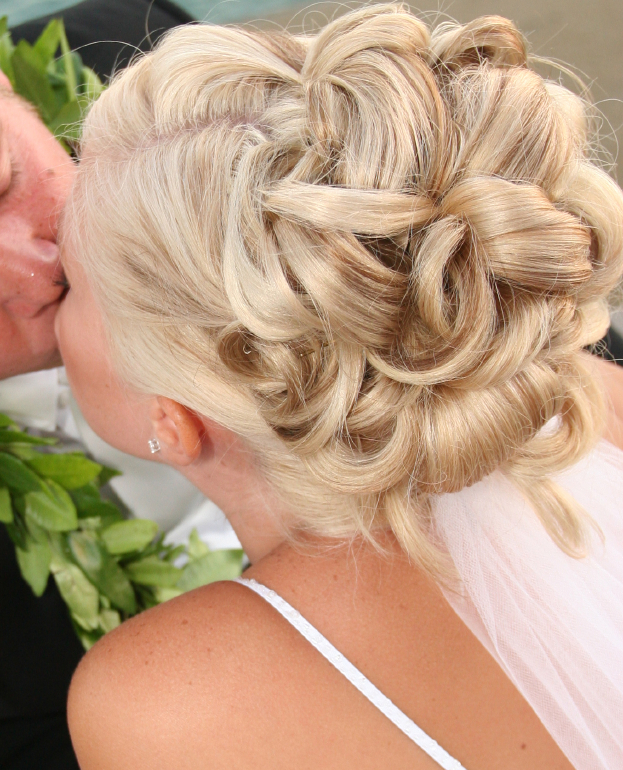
{"left": 432, "top": 440, "right": 623, "bottom": 770}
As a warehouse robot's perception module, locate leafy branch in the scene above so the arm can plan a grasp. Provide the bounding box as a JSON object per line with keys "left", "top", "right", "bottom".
{"left": 0, "top": 15, "right": 104, "bottom": 149}
{"left": 0, "top": 413, "right": 243, "bottom": 649}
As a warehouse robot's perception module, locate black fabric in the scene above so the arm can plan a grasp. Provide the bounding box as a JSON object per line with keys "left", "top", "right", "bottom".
{"left": 0, "top": 713, "right": 79, "bottom": 770}
{"left": 12, "top": 0, "right": 195, "bottom": 79}
{"left": 0, "top": 527, "right": 83, "bottom": 768}
{"left": 3, "top": 3, "right": 191, "bottom": 766}
{"left": 0, "top": 527, "right": 85, "bottom": 720}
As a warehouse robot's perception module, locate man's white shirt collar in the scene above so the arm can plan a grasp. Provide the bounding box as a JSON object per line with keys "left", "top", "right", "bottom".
{"left": 0, "top": 367, "right": 68, "bottom": 432}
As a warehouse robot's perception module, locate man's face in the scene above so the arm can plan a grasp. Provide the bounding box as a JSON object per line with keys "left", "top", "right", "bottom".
{"left": 0, "top": 78, "right": 75, "bottom": 379}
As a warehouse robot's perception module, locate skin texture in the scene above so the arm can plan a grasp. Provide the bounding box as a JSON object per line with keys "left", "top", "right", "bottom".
{"left": 0, "top": 73, "right": 74, "bottom": 379}
{"left": 590, "top": 352, "right": 623, "bottom": 448}
{"left": 66, "top": 544, "right": 579, "bottom": 770}
{"left": 55, "top": 232, "right": 618, "bottom": 770}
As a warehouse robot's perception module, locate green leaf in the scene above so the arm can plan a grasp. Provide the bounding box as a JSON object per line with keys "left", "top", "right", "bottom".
{"left": 4, "top": 521, "right": 27, "bottom": 549}
{"left": 33, "top": 19, "right": 61, "bottom": 66}
{"left": 187, "top": 528, "right": 210, "bottom": 560}
{"left": 25, "top": 517, "right": 49, "bottom": 544}
{"left": 48, "top": 98, "right": 83, "bottom": 141}
{"left": 99, "top": 608, "right": 121, "bottom": 633}
{"left": 177, "top": 549, "right": 244, "bottom": 592}
{"left": 47, "top": 530, "right": 71, "bottom": 562}
{"left": 11, "top": 493, "right": 25, "bottom": 516}
{"left": 101, "top": 519, "right": 159, "bottom": 555}
{"left": 71, "top": 481, "right": 124, "bottom": 526}
{"left": 125, "top": 556, "right": 182, "bottom": 588}
{"left": 0, "top": 413, "right": 17, "bottom": 429}
{"left": 47, "top": 477, "right": 79, "bottom": 506}
{"left": 72, "top": 622, "right": 104, "bottom": 650}
{"left": 52, "top": 559, "right": 100, "bottom": 630}
{"left": 25, "top": 481, "right": 78, "bottom": 531}
{"left": 27, "top": 453, "right": 102, "bottom": 489}
{"left": 0, "top": 20, "right": 15, "bottom": 85}
{"left": 77, "top": 516, "right": 102, "bottom": 530}
{"left": 77, "top": 499, "right": 124, "bottom": 528}
{"left": 81, "top": 64, "right": 103, "bottom": 100}
{"left": 0, "top": 486, "right": 13, "bottom": 523}
{"left": 153, "top": 586, "right": 184, "bottom": 603}
{"left": 164, "top": 544, "right": 186, "bottom": 563}
{"left": 0, "top": 453, "right": 46, "bottom": 492}
{"left": 134, "top": 585, "right": 160, "bottom": 610}
{"left": 0, "top": 429, "right": 56, "bottom": 445}
{"left": 120, "top": 531, "right": 165, "bottom": 563}
{"left": 12, "top": 41, "right": 57, "bottom": 122}
{"left": 6, "top": 446, "right": 39, "bottom": 461}
{"left": 70, "top": 480, "right": 100, "bottom": 506}
{"left": 68, "top": 531, "right": 136, "bottom": 614}
{"left": 1, "top": 15, "right": 107, "bottom": 162}
{"left": 97, "top": 465, "right": 122, "bottom": 486}
{"left": 58, "top": 23, "right": 78, "bottom": 101}
{"left": 16, "top": 535, "right": 51, "bottom": 596}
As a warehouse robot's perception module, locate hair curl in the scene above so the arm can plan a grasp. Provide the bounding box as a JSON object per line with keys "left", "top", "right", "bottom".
{"left": 66, "top": 4, "right": 623, "bottom": 573}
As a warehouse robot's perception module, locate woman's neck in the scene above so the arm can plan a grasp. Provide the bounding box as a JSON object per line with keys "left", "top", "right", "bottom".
{"left": 180, "top": 438, "right": 289, "bottom": 563}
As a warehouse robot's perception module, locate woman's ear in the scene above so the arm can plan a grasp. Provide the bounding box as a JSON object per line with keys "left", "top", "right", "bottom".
{"left": 148, "top": 397, "right": 206, "bottom": 466}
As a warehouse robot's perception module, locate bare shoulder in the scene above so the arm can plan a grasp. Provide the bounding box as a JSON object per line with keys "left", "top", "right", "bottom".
{"left": 68, "top": 580, "right": 293, "bottom": 770}
{"left": 68, "top": 545, "right": 576, "bottom": 770}
{"left": 67, "top": 562, "right": 445, "bottom": 770}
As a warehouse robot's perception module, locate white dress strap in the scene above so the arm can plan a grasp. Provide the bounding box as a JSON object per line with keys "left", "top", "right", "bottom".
{"left": 234, "top": 577, "right": 467, "bottom": 770}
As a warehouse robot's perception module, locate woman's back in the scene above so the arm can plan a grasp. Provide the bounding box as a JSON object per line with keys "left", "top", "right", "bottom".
{"left": 68, "top": 533, "right": 576, "bottom": 769}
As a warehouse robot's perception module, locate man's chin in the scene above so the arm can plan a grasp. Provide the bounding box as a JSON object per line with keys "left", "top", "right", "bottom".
{"left": 0, "top": 348, "right": 63, "bottom": 382}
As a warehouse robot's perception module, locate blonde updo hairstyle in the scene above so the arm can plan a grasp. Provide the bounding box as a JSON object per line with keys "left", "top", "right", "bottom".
{"left": 66, "top": 4, "right": 623, "bottom": 573}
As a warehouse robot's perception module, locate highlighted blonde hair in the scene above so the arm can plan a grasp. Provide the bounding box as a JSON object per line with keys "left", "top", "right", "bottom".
{"left": 66, "top": 4, "right": 623, "bottom": 573}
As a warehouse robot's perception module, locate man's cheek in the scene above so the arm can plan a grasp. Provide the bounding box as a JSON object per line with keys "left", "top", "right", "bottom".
{"left": 0, "top": 317, "right": 21, "bottom": 379}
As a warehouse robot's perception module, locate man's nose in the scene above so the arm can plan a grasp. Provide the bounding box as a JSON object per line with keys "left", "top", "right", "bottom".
{"left": 0, "top": 238, "right": 65, "bottom": 317}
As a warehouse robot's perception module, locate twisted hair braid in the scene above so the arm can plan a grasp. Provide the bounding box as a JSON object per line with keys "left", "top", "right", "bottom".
{"left": 67, "top": 4, "right": 623, "bottom": 573}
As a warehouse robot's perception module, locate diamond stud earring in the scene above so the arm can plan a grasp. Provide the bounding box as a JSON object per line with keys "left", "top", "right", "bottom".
{"left": 148, "top": 438, "right": 161, "bottom": 454}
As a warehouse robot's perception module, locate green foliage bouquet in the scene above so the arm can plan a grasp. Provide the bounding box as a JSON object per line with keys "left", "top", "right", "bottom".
{"left": 0, "top": 20, "right": 244, "bottom": 648}
{"left": 0, "top": 15, "right": 102, "bottom": 148}
{"left": 0, "top": 411, "right": 243, "bottom": 650}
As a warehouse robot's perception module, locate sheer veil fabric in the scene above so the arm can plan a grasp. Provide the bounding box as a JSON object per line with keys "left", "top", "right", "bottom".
{"left": 434, "top": 440, "right": 623, "bottom": 770}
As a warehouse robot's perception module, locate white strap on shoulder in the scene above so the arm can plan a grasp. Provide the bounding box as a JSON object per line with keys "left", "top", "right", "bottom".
{"left": 235, "top": 577, "right": 467, "bottom": 770}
